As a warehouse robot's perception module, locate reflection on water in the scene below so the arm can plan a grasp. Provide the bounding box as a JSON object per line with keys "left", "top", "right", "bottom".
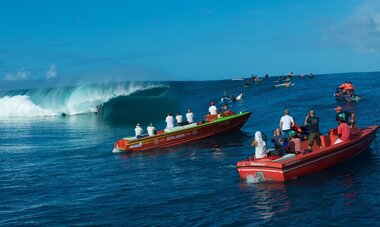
{"left": 239, "top": 181, "right": 290, "bottom": 221}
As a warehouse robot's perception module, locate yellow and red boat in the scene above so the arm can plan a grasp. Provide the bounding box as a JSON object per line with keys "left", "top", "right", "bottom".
{"left": 113, "top": 110, "right": 251, "bottom": 153}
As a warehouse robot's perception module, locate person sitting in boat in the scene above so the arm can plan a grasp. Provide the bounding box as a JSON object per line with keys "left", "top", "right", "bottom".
{"left": 222, "top": 103, "right": 229, "bottom": 110}
{"left": 270, "top": 128, "right": 286, "bottom": 156}
{"left": 339, "top": 81, "right": 349, "bottom": 93}
{"left": 147, "top": 123, "right": 156, "bottom": 136}
{"left": 208, "top": 102, "right": 218, "bottom": 115}
{"left": 165, "top": 113, "right": 174, "bottom": 129}
{"left": 135, "top": 123, "right": 144, "bottom": 139}
{"left": 335, "top": 106, "right": 355, "bottom": 127}
{"left": 186, "top": 109, "right": 194, "bottom": 124}
{"left": 287, "top": 131, "right": 302, "bottom": 154}
{"left": 251, "top": 131, "right": 268, "bottom": 159}
{"left": 334, "top": 118, "right": 351, "bottom": 144}
{"left": 176, "top": 112, "right": 184, "bottom": 126}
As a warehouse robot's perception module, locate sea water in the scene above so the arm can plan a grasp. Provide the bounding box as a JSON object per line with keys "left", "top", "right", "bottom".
{"left": 0, "top": 73, "right": 379, "bottom": 225}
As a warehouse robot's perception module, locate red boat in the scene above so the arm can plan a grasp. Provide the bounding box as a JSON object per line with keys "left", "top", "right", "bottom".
{"left": 237, "top": 125, "right": 379, "bottom": 182}
{"left": 113, "top": 110, "right": 251, "bottom": 153}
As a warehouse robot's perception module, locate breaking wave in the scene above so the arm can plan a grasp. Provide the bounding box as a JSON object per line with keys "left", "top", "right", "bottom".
{"left": 0, "top": 82, "right": 170, "bottom": 117}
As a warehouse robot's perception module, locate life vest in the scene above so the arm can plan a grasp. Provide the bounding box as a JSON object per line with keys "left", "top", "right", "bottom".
{"left": 339, "top": 83, "right": 349, "bottom": 92}
{"left": 292, "top": 124, "right": 303, "bottom": 133}
{"left": 346, "top": 83, "right": 354, "bottom": 91}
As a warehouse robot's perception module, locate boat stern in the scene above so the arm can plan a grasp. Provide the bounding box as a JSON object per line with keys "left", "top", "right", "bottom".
{"left": 236, "top": 159, "right": 286, "bottom": 182}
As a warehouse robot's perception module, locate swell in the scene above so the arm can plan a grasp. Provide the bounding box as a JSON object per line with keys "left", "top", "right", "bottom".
{"left": 0, "top": 82, "right": 173, "bottom": 118}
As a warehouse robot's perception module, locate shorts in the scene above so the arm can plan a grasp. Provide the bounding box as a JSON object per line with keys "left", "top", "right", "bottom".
{"left": 281, "top": 129, "right": 292, "bottom": 138}
{"left": 308, "top": 132, "right": 321, "bottom": 147}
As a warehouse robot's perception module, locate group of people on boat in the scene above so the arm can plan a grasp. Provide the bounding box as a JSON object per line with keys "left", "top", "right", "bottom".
{"left": 251, "top": 106, "right": 355, "bottom": 160}
{"left": 250, "top": 74, "right": 262, "bottom": 83}
{"left": 165, "top": 110, "right": 195, "bottom": 129}
{"left": 335, "top": 81, "right": 356, "bottom": 99}
{"left": 133, "top": 101, "right": 231, "bottom": 139}
{"left": 133, "top": 109, "right": 195, "bottom": 139}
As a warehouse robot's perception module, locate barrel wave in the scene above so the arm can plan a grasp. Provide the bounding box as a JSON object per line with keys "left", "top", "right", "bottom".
{"left": 0, "top": 82, "right": 177, "bottom": 124}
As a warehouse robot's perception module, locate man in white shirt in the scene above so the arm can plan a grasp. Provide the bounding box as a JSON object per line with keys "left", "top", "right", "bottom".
{"left": 186, "top": 109, "right": 194, "bottom": 123}
{"left": 135, "top": 123, "right": 143, "bottom": 138}
{"left": 176, "top": 112, "right": 183, "bottom": 126}
{"left": 165, "top": 113, "right": 174, "bottom": 129}
{"left": 147, "top": 123, "right": 156, "bottom": 136}
{"left": 208, "top": 102, "right": 218, "bottom": 115}
{"left": 279, "top": 109, "right": 295, "bottom": 137}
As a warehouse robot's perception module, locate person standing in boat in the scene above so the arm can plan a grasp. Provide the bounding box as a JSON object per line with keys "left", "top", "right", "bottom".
{"left": 304, "top": 110, "right": 322, "bottom": 151}
{"left": 165, "top": 113, "right": 174, "bottom": 129}
{"left": 279, "top": 109, "right": 295, "bottom": 137}
{"left": 334, "top": 118, "right": 351, "bottom": 144}
{"left": 252, "top": 131, "right": 268, "bottom": 159}
{"left": 186, "top": 109, "right": 194, "bottom": 124}
{"left": 176, "top": 112, "right": 183, "bottom": 126}
{"left": 335, "top": 106, "right": 355, "bottom": 127}
{"left": 135, "top": 123, "right": 143, "bottom": 139}
{"left": 209, "top": 102, "right": 218, "bottom": 115}
{"left": 147, "top": 123, "right": 156, "bottom": 136}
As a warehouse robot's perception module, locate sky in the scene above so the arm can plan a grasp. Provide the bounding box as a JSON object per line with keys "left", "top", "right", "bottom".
{"left": 0, "top": 0, "right": 380, "bottom": 89}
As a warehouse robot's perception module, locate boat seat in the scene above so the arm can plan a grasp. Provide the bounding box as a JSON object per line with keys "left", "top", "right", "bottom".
{"left": 320, "top": 135, "right": 331, "bottom": 148}
{"left": 273, "top": 153, "right": 296, "bottom": 162}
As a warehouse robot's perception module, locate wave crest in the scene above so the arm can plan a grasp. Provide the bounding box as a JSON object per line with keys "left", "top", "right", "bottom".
{"left": 0, "top": 82, "right": 169, "bottom": 117}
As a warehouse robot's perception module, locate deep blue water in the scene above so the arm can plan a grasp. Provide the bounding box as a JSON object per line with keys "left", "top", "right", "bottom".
{"left": 1, "top": 73, "right": 380, "bottom": 226}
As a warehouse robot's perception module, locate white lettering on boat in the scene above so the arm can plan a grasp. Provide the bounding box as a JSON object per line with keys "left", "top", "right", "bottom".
{"left": 166, "top": 133, "right": 186, "bottom": 141}
{"left": 129, "top": 142, "right": 143, "bottom": 148}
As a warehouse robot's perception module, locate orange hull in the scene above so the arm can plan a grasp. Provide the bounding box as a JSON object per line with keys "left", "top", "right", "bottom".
{"left": 237, "top": 125, "right": 379, "bottom": 182}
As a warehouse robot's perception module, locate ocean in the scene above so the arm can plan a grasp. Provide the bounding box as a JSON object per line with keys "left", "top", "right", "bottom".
{"left": 1, "top": 72, "right": 379, "bottom": 226}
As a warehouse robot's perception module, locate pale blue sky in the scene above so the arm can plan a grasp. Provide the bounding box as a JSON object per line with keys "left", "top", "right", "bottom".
{"left": 1, "top": 0, "right": 380, "bottom": 89}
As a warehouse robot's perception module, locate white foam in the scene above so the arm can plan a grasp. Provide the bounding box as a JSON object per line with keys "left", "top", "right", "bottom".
{"left": 0, "top": 82, "right": 168, "bottom": 117}
{"left": 0, "top": 95, "right": 56, "bottom": 117}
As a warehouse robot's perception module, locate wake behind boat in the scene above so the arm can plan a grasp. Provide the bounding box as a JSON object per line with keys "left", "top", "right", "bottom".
{"left": 237, "top": 125, "right": 379, "bottom": 182}
{"left": 113, "top": 110, "right": 251, "bottom": 153}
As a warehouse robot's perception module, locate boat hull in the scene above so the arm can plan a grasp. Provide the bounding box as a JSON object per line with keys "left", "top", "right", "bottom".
{"left": 237, "top": 125, "right": 379, "bottom": 182}
{"left": 114, "top": 112, "right": 251, "bottom": 153}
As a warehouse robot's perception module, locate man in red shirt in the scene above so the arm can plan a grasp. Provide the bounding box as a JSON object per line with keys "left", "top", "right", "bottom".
{"left": 334, "top": 118, "right": 351, "bottom": 144}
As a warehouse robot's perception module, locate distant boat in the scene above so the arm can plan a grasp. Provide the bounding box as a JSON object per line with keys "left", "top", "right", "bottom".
{"left": 274, "top": 82, "right": 294, "bottom": 88}
{"left": 243, "top": 81, "right": 250, "bottom": 87}
{"left": 231, "top": 78, "right": 245, "bottom": 81}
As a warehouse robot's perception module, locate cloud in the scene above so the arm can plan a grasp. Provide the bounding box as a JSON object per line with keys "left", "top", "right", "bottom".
{"left": 46, "top": 64, "right": 57, "bottom": 79}
{"left": 323, "top": 0, "right": 380, "bottom": 53}
{"left": 4, "top": 68, "right": 31, "bottom": 81}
